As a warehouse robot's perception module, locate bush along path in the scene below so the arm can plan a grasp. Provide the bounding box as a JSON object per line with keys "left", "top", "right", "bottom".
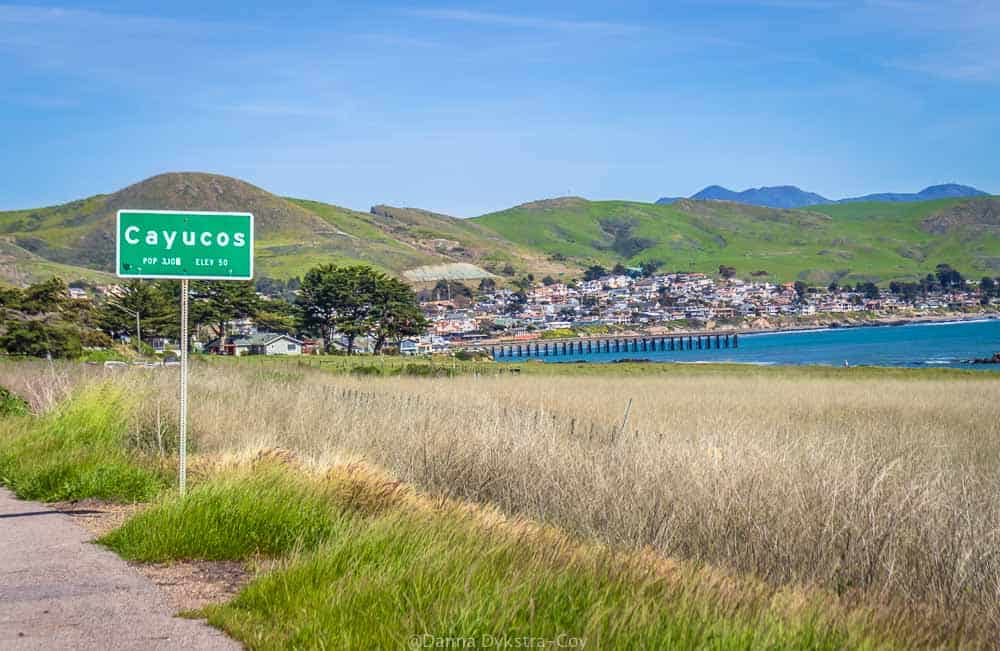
{"left": 0, "top": 380, "right": 974, "bottom": 650}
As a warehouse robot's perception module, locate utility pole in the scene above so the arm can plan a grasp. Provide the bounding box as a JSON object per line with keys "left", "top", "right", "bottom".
{"left": 109, "top": 289, "right": 142, "bottom": 355}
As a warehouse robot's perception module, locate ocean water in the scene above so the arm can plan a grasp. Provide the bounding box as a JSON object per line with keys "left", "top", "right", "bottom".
{"left": 507, "top": 319, "right": 1000, "bottom": 370}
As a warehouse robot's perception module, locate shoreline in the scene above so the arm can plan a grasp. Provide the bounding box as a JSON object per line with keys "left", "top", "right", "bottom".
{"left": 487, "top": 314, "right": 1000, "bottom": 371}
{"left": 486, "top": 312, "right": 1000, "bottom": 346}
{"left": 737, "top": 312, "right": 1000, "bottom": 337}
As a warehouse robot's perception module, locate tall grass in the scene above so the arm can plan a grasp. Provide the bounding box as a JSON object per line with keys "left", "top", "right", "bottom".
{"left": 103, "top": 461, "right": 912, "bottom": 650}
{"left": 0, "top": 380, "right": 167, "bottom": 501}
{"left": 171, "top": 364, "right": 1000, "bottom": 641}
{"left": 5, "top": 360, "right": 1000, "bottom": 644}
{"left": 206, "top": 511, "right": 873, "bottom": 651}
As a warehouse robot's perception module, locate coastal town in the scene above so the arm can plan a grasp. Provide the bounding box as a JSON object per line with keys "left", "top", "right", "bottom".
{"left": 417, "top": 266, "right": 999, "bottom": 351}
{"left": 44, "top": 264, "right": 995, "bottom": 358}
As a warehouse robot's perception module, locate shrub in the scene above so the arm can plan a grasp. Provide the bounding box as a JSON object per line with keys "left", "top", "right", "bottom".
{"left": 0, "top": 382, "right": 166, "bottom": 501}
{"left": 101, "top": 468, "right": 349, "bottom": 561}
{"left": 0, "top": 386, "right": 29, "bottom": 417}
{"left": 350, "top": 364, "right": 383, "bottom": 377}
{"left": 402, "top": 363, "right": 453, "bottom": 378}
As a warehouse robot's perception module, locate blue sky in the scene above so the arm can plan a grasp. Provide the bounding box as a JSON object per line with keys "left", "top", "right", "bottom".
{"left": 2, "top": 1, "right": 998, "bottom": 215}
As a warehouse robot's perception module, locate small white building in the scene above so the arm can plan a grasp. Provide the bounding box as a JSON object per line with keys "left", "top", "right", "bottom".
{"left": 208, "top": 333, "right": 303, "bottom": 356}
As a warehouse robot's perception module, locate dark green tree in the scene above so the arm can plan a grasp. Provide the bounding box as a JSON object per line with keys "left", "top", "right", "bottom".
{"left": 99, "top": 280, "right": 172, "bottom": 350}
{"left": 297, "top": 265, "right": 344, "bottom": 352}
{"left": 981, "top": 277, "right": 996, "bottom": 298}
{"left": 189, "top": 281, "right": 260, "bottom": 347}
{"left": 433, "top": 279, "right": 450, "bottom": 301}
{"left": 425, "top": 280, "right": 472, "bottom": 302}
{"left": 15, "top": 277, "right": 68, "bottom": 314}
{"left": 860, "top": 282, "right": 880, "bottom": 300}
{"left": 254, "top": 298, "right": 299, "bottom": 335}
{"left": 0, "top": 320, "right": 82, "bottom": 358}
{"left": 935, "top": 264, "right": 965, "bottom": 289}
{"left": 504, "top": 291, "right": 527, "bottom": 315}
{"left": 478, "top": 277, "right": 497, "bottom": 294}
{"left": 297, "top": 265, "right": 385, "bottom": 354}
{"left": 0, "top": 278, "right": 96, "bottom": 358}
{"left": 369, "top": 277, "right": 428, "bottom": 354}
{"left": 583, "top": 265, "right": 606, "bottom": 282}
{"left": 641, "top": 260, "right": 663, "bottom": 277}
{"left": 513, "top": 276, "right": 533, "bottom": 292}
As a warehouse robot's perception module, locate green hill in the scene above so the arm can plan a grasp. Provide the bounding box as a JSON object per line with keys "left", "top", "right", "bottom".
{"left": 0, "top": 173, "right": 559, "bottom": 286}
{"left": 0, "top": 240, "right": 115, "bottom": 287}
{"left": 292, "top": 201, "right": 572, "bottom": 281}
{"left": 472, "top": 196, "right": 1000, "bottom": 284}
{"left": 2, "top": 172, "right": 996, "bottom": 287}
{"left": 0, "top": 173, "right": 438, "bottom": 281}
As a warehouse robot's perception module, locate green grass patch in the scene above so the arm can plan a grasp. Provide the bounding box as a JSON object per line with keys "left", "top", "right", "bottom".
{"left": 98, "top": 463, "right": 910, "bottom": 649}
{"left": 101, "top": 469, "right": 349, "bottom": 561}
{"left": 78, "top": 348, "right": 131, "bottom": 363}
{"left": 0, "top": 382, "right": 167, "bottom": 501}
{"left": 216, "top": 353, "right": 1000, "bottom": 382}
{"left": 198, "top": 498, "right": 887, "bottom": 650}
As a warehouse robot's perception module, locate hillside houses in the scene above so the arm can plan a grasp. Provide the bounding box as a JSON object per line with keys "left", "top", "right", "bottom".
{"left": 419, "top": 270, "right": 996, "bottom": 342}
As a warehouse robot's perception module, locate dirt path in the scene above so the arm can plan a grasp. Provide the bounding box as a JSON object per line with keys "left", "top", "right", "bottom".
{"left": 0, "top": 488, "right": 239, "bottom": 650}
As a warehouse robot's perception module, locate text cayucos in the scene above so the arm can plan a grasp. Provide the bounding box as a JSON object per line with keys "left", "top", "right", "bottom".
{"left": 122, "top": 227, "right": 248, "bottom": 250}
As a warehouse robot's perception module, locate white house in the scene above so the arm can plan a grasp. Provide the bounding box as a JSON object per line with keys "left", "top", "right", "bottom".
{"left": 207, "top": 332, "right": 303, "bottom": 356}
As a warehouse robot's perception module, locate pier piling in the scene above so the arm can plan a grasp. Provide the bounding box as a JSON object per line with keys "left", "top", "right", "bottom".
{"left": 490, "top": 328, "right": 743, "bottom": 360}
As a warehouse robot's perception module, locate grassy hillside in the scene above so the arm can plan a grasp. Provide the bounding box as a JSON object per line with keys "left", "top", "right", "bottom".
{"left": 473, "top": 196, "right": 1000, "bottom": 284}
{"left": 366, "top": 204, "right": 574, "bottom": 279}
{"left": 288, "top": 200, "right": 574, "bottom": 282}
{"left": 3, "top": 172, "right": 996, "bottom": 287}
{"left": 0, "top": 173, "right": 566, "bottom": 286}
{"left": 0, "top": 240, "right": 116, "bottom": 286}
{"left": 0, "top": 173, "right": 450, "bottom": 282}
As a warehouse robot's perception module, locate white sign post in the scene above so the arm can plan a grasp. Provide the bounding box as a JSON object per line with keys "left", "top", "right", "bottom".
{"left": 116, "top": 210, "right": 254, "bottom": 496}
{"left": 179, "top": 279, "right": 189, "bottom": 495}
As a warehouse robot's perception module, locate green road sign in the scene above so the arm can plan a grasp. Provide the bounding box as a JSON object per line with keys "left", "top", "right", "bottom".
{"left": 116, "top": 210, "right": 254, "bottom": 280}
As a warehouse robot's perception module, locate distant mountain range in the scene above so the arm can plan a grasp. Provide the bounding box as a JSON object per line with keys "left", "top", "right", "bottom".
{"left": 656, "top": 183, "right": 989, "bottom": 209}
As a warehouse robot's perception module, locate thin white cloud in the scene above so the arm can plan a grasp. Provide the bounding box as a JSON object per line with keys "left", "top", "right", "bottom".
{"left": 0, "top": 4, "right": 190, "bottom": 30}
{"left": 864, "top": 0, "right": 1000, "bottom": 82}
{"left": 889, "top": 57, "right": 1000, "bottom": 83}
{"left": 226, "top": 103, "right": 343, "bottom": 119}
{"left": 866, "top": 0, "right": 1000, "bottom": 31}
{"left": 10, "top": 93, "right": 79, "bottom": 109}
{"left": 692, "top": 0, "right": 845, "bottom": 9}
{"left": 398, "top": 8, "right": 641, "bottom": 35}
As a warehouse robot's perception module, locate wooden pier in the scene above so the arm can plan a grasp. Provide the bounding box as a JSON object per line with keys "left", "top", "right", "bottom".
{"left": 490, "top": 331, "right": 739, "bottom": 360}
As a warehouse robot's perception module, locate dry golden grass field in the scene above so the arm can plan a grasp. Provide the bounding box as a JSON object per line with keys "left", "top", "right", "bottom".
{"left": 4, "top": 359, "right": 1000, "bottom": 646}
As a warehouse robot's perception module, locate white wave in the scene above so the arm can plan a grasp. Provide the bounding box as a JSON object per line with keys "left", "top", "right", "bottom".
{"left": 676, "top": 360, "right": 776, "bottom": 366}
{"left": 743, "top": 328, "right": 829, "bottom": 338}
{"left": 906, "top": 318, "right": 995, "bottom": 328}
